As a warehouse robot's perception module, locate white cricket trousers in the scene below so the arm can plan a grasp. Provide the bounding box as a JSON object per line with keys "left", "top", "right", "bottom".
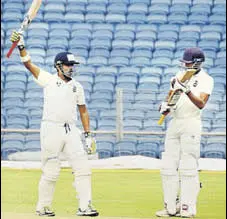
{"left": 161, "top": 117, "right": 201, "bottom": 215}
{"left": 36, "top": 121, "right": 92, "bottom": 211}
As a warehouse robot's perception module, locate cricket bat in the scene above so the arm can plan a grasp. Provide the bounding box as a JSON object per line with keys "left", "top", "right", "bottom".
{"left": 157, "top": 68, "right": 197, "bottom": 125}
{"left": 6, "top": 0, "right": 42, "bottom": 58}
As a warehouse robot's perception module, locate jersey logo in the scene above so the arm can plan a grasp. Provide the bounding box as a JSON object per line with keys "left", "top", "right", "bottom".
{"left": 73, "top": 85, "right": 77, "bottom": 92}
{"left": 56, "top": 81, "right": 62, "bottom": 87}
{"left": 193, "top": 80, "right": 198, "bottom": 87}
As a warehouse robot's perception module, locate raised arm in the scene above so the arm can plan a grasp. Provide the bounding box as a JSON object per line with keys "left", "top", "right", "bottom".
{"left": 10, "top": 31, "right": 40, "bottom": 79}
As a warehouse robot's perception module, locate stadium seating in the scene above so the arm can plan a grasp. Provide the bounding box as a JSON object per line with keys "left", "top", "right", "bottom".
{"left": 1, "top": 0, "right": 226, "bottom": 160}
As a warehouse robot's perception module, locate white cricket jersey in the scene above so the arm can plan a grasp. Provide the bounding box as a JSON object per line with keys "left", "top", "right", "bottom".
{"left": 171, "top": 68, "right": 214, "bottom": 119}
{"left": 33, "top": 69, "right": 86, "bottom": 123}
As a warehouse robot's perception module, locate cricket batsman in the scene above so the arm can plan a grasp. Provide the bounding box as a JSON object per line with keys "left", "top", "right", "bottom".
{"left": 10, "top": 31, "right": 99, "bottom": 217}
{"left": 156, "top": 48, "right": 214, "bottom": 217}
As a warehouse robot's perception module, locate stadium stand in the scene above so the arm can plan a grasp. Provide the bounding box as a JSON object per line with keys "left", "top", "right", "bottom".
{"left": 1, "top": 0, "right": 226, "bottom": 160}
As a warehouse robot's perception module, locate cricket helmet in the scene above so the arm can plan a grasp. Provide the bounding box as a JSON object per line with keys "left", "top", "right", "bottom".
{"left": 54, "top": 52, "right": 79, "bottom": 79}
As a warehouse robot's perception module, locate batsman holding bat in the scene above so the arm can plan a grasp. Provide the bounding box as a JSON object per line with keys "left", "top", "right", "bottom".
{"left": 156, "top": 48, "right": 214, "bottom": 218}
{"left": 10, "top": 31, "right": 99, "bottom": 217}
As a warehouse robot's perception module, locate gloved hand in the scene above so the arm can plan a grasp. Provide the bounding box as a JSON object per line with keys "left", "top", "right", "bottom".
{"left": 159, "top": 101, "right": 171, "bottom": 115}
{"left": 10, "top": 30, "right": 24, "bottom": 47}
{"left": 83, "top": 132, "right": 96, "bottom": 155}
{"left": 172, "top": 77, "right": 191, "bottom": 94}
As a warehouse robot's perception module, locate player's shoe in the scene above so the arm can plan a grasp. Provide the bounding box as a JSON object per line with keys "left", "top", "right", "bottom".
{"left": 76, "top": 204, "right": 99, "bottom": 217}
{"left": 156, "top": 200, "right": 181, "bottom": 217}
{"left": 36, "top": 206, "right": 55, "bottom": 217}
{"left": 181, "top": 210, "right": 195, "bottom": 218}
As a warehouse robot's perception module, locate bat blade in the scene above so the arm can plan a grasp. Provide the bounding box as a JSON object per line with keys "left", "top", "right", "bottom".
{"left": 6, "top": 0, "right": 42, "bottom": 58}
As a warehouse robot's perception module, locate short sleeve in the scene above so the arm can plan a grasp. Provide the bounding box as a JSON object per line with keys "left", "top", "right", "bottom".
{"left": 200, "top": 76, "right": 214, "bottom": 95}
{"left": 33, "top": 69, "right": 53, "bottom": 87}
{"left": 76, "top": 83, "right": 86, "bottom": 105}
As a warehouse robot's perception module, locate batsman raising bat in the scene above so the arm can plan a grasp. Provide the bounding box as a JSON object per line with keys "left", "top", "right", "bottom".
{"left": 156, "top": 48, "right": 214, "bottom": 218}
{"left": 10, "top": 32, "right": 99, "bottom": 217}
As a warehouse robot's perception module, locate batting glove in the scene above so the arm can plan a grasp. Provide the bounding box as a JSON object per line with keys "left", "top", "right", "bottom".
{"left": 172, "top": 77, "right": 191, "bottom": 94}
{"left": 159, "top": 101, "right": 171, "bottom": 114}
{"left": 10, "top": 30, "right": 25, "bottom": 47}
{"left": 83, "top": 132, "right": 97, "bottom": 155}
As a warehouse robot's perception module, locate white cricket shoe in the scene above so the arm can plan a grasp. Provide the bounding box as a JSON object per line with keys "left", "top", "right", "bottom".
{"left": 76, "top": 204, "right": 99, "bottom": 217}
{"left": 156, "top": 208, "right": 179, "bottom": 217}
{"left": 181, "top": 210, "right": 195, "bottom": 218}
{"left": 36, "top": 206, "right": 55, "bottom": 217}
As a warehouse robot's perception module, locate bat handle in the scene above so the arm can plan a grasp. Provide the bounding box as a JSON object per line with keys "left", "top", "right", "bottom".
{"left": 6, "top": 41, "right": 19, "bottom": 58}
{"left": 158, "top": 114, "right": 166, "bottom": 125}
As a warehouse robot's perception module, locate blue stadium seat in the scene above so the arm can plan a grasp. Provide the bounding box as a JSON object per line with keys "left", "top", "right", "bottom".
{"left": 128, "top": 3, "right": 148, "bottom": 14}
{"left": 117, "top": 74, "right": 138, "bottom": 85}
{"left": 170, "top": 4, "right": 190, "bottom": 15}
{"left": 179, "top": 31, "right": 200, "bottom": 41}
{"left": 136, "top": 30, "right": 156, "bottom": 41}
{"left": 116, "top": 24, "right": 136, "bottom": 32}
{"left": 107, "top": 3, "right": 127, "bottom": 15}
{"left": 90, "top": 39, "right": 111, "bottom": 50}
{"left": 151, "top": 57, "right": 172, "bottom": 68}
{"left": 105, "top": 14, "right": 126, "bottom": 24}
{"left": 91, "top": 91, "right": 113, "bottom": 102}
{"left": 69, "top": 38, "right": 90, "bottom": 50}
{"left": 96, "top": 66, "right": 117, "bottom": 77}
{"left": 214, "top": 58, "right": 226, "bottom": 67}
{"left": 141, "top": 67, "right": 163, "bottom": 76}
{"left": 158, "top": 30, "right": 178, "bottom": 41}
{"left": 4, "top": 80, "right": 26, "bottom": 91}
{"left": 29, "top": 116, "right": 42, "bottom": 129}
{"left": 136, "top": 24, "right": 158, "bottom": 32}
{"left": 3, "top": 88, "right": 24, "bottom": 100}
{"left": 203, "top": 143, "right": 226, "bottom": 159}
{"left": 217, "top": 51, "right": 226, "bottom": 58}
{"left": 133, "top": 40, "right": 154, "bottom": 51}
{"left": 85, "top": 13, "right": 105, "bottom": 23}
{"left": 212, "top": 4, "right": 226, "bottom": 14}
{"left": 115, "top": 30, "right": 135, "bottom": 41}
{"left": 153, "top": 49, "right": 174, "bottom": 58}
{"left": 24, "top": 140, "right": 41, "bottom": 151}
{"left": 93, "top": 30, "right": 113, "bottom": 40}
{"left": 6, "top": 115, "right": 28, "bottom": 129}
{"left": 220, "top": 40, "right": 226, "bottom": 51}
{"left": 200, "top": 32, "right": 222, "bottom": 41}
{"left": 72, "top": 23, "right": 92, "bottom": 32}
{"left": 99, "top": 110, "right": 116, "bottom": 120}
{"left": 168, "top": 13, "right": 187, "bottom": 25}
{"left": 127, "top": 13, "right": 147, "bottom": 24}
{"left": 45, "top": 3, "right": 65, "bottom": 13}
{"left": 202, "top": 25, "right": 224, "bottom": 34}
{"left": 87, "top": 56, "right": 108, "bottom": 66}
{"left": 65, "top": 13, "right": 85, "bottom": 23}
{"left": 93, "top": 23, "right": 114, "bottom": 32}
{"left": 71, "top": 29, "right": 92, "bottom": 40}
{"left": 2, "top": 11, "right": 23, "bottom": 22}
{"left": 112, "top": 39, "right": 132, "bottom": 50}
{"left": 151, "top": 0, "right": 171, "bottom": 5}
{"left": 48, "top": 38, "right": 68, "bottom": 50}
{"left": 149, "top": 4, "right": 169, "bottom": 15}
{"left": 115, "top": 81, "right": 137, "bottom": 90}
{"left": 24, "top": 98, "right": 43, "bottom": 109}
{"left": 43, "top": 12, "right": 65, "bottom": 23}
{"left": 87, "top": 3, "right": 106, "bottom": 14}
{"left": 135, "top": 92, "right": 157, "bottom": 103}
{"left": 130, "top": 57, "right": 150, "bottom": 67}
{"left": 124, "top": 109, "right": 144, "bottom": 120}
{"left": 180, "top": 24, "right": 201, "bottom": 33}
{"left": 190, "top": 4, "right": 211, "bottom": 15}
{"left": 172, "top": 0, "right": 192, "bottom": 5}
{"left": 131, "top": 49, "right": 152, "bottom": 58}
{"left": 1, "top": 140, "right": 24, "bottom": 159}
{"left": 176, "top": 40, "right": 197, "bottom": 51}
{"left": 93, "top": 82, "right": 115, "bottom": 93}
{"left": 89, "top": 48, "right": 110, "bottom": 58}
{"left": 136, "top": 142, "right": 159, "bottom": 158}
{"left": 119, "top": 66, "right": 140, "bottom": 77}
{"left": 155, "top": 40, "right": 175, "bottom": 51}
{"left": 109, "top": 57, "right": 129, "bottom": 67}
{"left": 96, "top": 141, "right": 114, "bottom": 159}
{"left": 209, "top": 14, "right": 226, "bottom": 26}
{"left": 123, "top": 119, "right": 142, "bottom": 129}
{"left": 147, "top": 14, "right": 167, "bottom": 24}
{"left": 65, "top": 4, "right": 85, "bottom": 13}
{"left": 114, "top": 141, "right": 137, "bottom": 156}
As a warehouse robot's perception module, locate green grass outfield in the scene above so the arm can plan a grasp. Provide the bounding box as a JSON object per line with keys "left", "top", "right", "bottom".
{"left": 1, "top": 168, "right": 226, "bottom": 219}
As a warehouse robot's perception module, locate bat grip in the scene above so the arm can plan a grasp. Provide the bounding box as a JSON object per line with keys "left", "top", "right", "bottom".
{"left": 158, "top": 114, "right": 166, "bottom": 125}
{"left": 6, "top": 41, "right": 19, "bottom": 58}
